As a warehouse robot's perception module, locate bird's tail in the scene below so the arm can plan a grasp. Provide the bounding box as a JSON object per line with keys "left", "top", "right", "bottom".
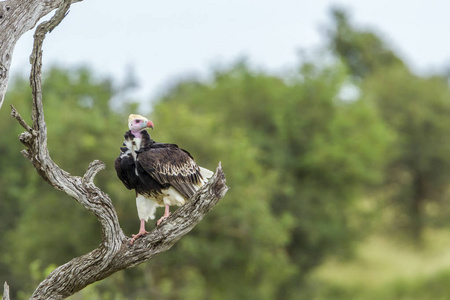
{"left": 199, "top": 166, "right": 214, "bottom": 184}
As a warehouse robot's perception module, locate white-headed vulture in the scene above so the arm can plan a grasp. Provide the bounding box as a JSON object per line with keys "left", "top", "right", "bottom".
{"left": 115, "top": 114, "right": 213, "bottom": 244}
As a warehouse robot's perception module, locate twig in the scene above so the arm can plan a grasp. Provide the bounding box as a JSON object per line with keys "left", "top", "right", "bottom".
{"left": 10, "top": 105, "right": 35, "bottom": 134}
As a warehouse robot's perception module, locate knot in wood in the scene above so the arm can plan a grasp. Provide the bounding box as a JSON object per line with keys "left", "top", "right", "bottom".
{"left": 0, "top": 3, "right": 11, "bottom": 21}
{"left": 0, "top": 64, "right": 6, "bottom": 80}
{"left": 19, "top": 131, "right": 34, "bottom": 144}
{"left": 89, "top": 193, "right": 103, "bottom": 205}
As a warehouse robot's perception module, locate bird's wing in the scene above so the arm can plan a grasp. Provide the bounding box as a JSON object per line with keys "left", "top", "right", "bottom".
{"left": 114, "top": 148, "right": 137, "bottom": 190}
{"left": 137, "top": 145, "right": 203, "bottom": 199}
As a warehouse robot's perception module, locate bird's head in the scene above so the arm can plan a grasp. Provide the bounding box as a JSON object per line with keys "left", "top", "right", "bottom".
{"left": 128, "top": 114, "right": 154, "bottom": 133}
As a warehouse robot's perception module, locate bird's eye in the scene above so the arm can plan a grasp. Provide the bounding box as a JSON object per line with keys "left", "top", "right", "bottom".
{"left": 135, "top": 120, "right": 141, "bottom": 123}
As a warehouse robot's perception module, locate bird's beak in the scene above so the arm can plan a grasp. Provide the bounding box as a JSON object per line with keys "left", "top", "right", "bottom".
{"left": 147, "top": 120, "right": 154, "bottom": 130}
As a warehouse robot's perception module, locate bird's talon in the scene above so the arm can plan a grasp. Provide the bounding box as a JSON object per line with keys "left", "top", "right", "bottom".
{"left": 156, "top": 213, "right": 171, "bottom": 226}
{"left": 130, "top": 229, "right": 149, "bottom": 245}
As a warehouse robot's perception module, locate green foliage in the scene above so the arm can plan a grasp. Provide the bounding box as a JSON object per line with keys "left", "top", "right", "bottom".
{"left": 302, "top": 230, "right": 450, "bottom": 300}
{"left": 327, "top": 8, "right": 405, "bottom": 79}
{"left": 328, "top": 7, "right": 450, "bottom": 240}
{"left": 366, "top": 68, "right": 450, "bottom": 239}
{"left": 2, "top": 8, "right": 450, "bottom": 299}
{"left": 0, "top": 59, "right": 391, "bottom": 299}
{"left": 0, "top": 67, "right": 123, "bottom": 295}
{"left": 146, "top": 60, "right": 392, "bottom": 299}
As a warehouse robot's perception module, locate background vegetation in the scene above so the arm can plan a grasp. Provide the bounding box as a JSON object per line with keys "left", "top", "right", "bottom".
{"left": 2, "top": 8, "right": 450, "bottom": 299}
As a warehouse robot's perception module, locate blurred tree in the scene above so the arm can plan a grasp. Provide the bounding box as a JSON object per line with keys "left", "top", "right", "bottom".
{"left": 1, "top": 65, "right": 295, "bottom": 300}
{"left": 327, "top": 7, "right": 405, "bottom": 80}
{"left": 327, "top": 8, "right": 450, "bottom": 240}
{"left": 363, "top": 68, "right": 450, "bottom": 239}
{"left": 1, "top": 61, "right": 391, "bottom": 299}
{"left": 0, "top": 76, "right": 33, "bottom": 294}
{"left": 0, "top": 66, "right": 134, "bottom": 298}
{"left": 149, "top": 60, "right": 392, "bottom": 299}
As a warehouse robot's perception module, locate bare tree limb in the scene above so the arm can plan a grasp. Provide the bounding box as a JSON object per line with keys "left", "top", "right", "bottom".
{"left": 6, "top": 0, "right": 228, "bottom": 299}
{"left": 0, "top": 0, "right": 82, "bottom": 110}
{"left": 10, "top": 105, "right": 34, "bottom": 134}
{"left": 2, "top": 282, "right": 10, "bottom": 300}
{"left": 30, "top": 164, "right": 227, "bottom": 299}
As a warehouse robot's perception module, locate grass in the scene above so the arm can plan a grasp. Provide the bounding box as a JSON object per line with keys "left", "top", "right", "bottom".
{"left": 307, "top": 228, "right": 450, "bottom": 299}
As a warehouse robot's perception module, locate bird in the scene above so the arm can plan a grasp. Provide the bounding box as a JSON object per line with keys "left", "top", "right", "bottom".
{"left": 115, "top": 114, "right": 213, "bottom": 244}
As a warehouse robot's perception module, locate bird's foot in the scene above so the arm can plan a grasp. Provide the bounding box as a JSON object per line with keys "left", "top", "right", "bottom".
{"left": 130, "top": 228, "right": 149, "bottom": 245}
{"left": 156, "top": 212, "right": 171, "bottom": 226}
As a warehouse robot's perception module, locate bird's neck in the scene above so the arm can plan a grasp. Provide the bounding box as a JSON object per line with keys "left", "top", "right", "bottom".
{"left": 131, "top": 130, "right": 143, "bottom": 138}
{"left": 127, "top": 129, "right": 152, "bottom": 150}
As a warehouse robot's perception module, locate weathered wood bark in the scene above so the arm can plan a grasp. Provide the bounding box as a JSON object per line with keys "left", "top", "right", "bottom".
{"left": 2, "top": 282, "right": 9, "bottom": 300}
{"left": 0, "top": 0, "right": 82, "bottom": 110}
{"left": 3, "top": 0, "right": 228, "bottom": 299}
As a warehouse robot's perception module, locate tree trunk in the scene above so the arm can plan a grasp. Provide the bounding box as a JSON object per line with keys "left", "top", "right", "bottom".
{"left": 411, "top": 172, "right": 425, "bottom": 242}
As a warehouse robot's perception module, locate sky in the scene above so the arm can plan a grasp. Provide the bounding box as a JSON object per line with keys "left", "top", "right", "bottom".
{"left": 9, "top": 0, "right": 450, "bottom": 106}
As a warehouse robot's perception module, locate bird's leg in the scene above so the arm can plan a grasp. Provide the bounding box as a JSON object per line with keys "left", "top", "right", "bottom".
{"left": 156, "top": 204, "right": 171, "bottom": 226}
{"left": 130, "top": 219, "right": 149, "bottom": 245}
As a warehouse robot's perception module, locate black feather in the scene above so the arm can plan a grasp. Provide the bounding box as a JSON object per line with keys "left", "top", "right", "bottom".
{"left": 114, "top": 130, "right": 203, "bottom": 200}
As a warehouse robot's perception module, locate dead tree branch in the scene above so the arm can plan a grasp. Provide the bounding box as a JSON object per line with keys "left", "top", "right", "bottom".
{"left": 0, "top": 0, "right": 82, "bottom": 110}
{"left": 2, "top": 282, "right": 10, "bottom": 300}
{"left": 5, "top": 0, "right": 228, "bottom": 299}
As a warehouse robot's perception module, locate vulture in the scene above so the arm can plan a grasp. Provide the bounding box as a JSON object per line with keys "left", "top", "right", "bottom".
{"left": 115, "top": 114, "right": 213, "bottom": 244}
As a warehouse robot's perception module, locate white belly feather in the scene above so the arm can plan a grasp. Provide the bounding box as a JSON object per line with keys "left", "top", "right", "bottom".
{"left": 136, "top": 166, "right": 213, "bottom": 223}
{"left": 163, "top": 187, "right": 187, "bottom": 206}
{"left": 136, "top": 194, "right": 159, "bottom": 221}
